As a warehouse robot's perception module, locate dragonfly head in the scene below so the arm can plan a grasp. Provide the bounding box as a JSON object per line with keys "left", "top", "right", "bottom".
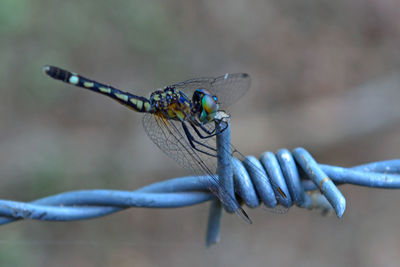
{"left": 192, "top": 89, "right": 219, "bottom": 124}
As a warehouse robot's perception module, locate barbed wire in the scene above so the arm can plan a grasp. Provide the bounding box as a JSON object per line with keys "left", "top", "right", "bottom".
{"left": 0, "top": 122, "right": 399, "bottom": 247}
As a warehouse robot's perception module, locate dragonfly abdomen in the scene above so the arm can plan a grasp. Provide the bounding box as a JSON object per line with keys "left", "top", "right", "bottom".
{"left": 44, "top": 65, "right": 153, "bottom": 113}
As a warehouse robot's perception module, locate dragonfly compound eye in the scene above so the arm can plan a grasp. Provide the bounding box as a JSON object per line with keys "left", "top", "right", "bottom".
{"left": 200, "top": 94, "right": 219, "bottom": 123}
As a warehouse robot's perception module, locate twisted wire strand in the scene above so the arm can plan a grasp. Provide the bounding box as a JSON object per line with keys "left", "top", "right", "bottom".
{"left": 1, "top": 148, "right": 399, "bottom": 244}
{"left": 1, "top": 120, "right": 400, "bottom": 245}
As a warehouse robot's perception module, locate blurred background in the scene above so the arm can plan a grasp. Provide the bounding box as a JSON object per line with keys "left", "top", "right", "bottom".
{"left": 1, "top": 0, "right": 400, "bottom": 266}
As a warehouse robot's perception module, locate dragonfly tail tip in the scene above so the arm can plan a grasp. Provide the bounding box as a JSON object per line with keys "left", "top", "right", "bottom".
{"left": 43, "top": 65, "right": 51, "bottom": 75}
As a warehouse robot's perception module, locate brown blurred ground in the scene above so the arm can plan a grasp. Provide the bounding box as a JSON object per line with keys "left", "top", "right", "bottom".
{"left": 1, "top": 0, "right": 400, "bottom": 266}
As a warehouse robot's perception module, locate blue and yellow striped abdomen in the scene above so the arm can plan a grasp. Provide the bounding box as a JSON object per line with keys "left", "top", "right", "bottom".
{"left": 44, "top": 66, "right": 153, "bottom": 113}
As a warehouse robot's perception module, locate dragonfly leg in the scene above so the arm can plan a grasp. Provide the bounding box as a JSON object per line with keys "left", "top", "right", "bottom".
{"left": 214, "top": 118, "right": 229, "bottom": 133}
{"left": 199, "top": 123, "right": 217, "bottom": 135}
{"left": 181, "top": 122, "right": 217, "bottom": 157}
{"left": 189, "top": 122, "right": 216, "bottom": 139}
{"left": 199, "top": 118, "right": 229, "bottom": 137}
{"left": 189, "top": 121, "right": 227, "bottom": 140}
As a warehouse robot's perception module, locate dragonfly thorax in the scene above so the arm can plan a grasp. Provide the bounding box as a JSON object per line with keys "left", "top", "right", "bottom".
{"left": 149, "top": 87, "right": 192, "bottom": 121}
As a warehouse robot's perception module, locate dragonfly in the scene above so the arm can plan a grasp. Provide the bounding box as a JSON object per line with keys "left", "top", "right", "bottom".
{"left": 44, "top": 65, "right": 288, "bottom": 223}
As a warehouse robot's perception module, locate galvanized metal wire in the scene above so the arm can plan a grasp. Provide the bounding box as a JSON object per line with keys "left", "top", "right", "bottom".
{"left": 1, "top": 122, "right": 399, "bottom": 246}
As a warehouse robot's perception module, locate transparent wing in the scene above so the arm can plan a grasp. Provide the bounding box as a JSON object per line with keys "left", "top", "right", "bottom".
{"left": 142, "top": 113, "right": 251, "bottom": 222}
{"left": 142, "top": 113, "right": 215, "bottom": 174}
{"left": 171, "top": 73, "right": 251, "bottom": 109}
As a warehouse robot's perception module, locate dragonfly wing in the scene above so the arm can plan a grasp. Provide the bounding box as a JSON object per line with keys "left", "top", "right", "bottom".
{"left": 142, "top": 113, "right": 216, "bottom": 174}
{"left": 172, "top": 73, "right": 250, "bottom": 109}
{"left": 142, "top": 113, "right": 251, "bottom": 223}
{"left": 210, "top": 73, "right": 251, "bottom": 110}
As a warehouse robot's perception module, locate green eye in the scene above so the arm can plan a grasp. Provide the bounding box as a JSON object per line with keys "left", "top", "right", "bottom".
{"left": 202, "top": 95, "right": 217, "bottom": 114}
